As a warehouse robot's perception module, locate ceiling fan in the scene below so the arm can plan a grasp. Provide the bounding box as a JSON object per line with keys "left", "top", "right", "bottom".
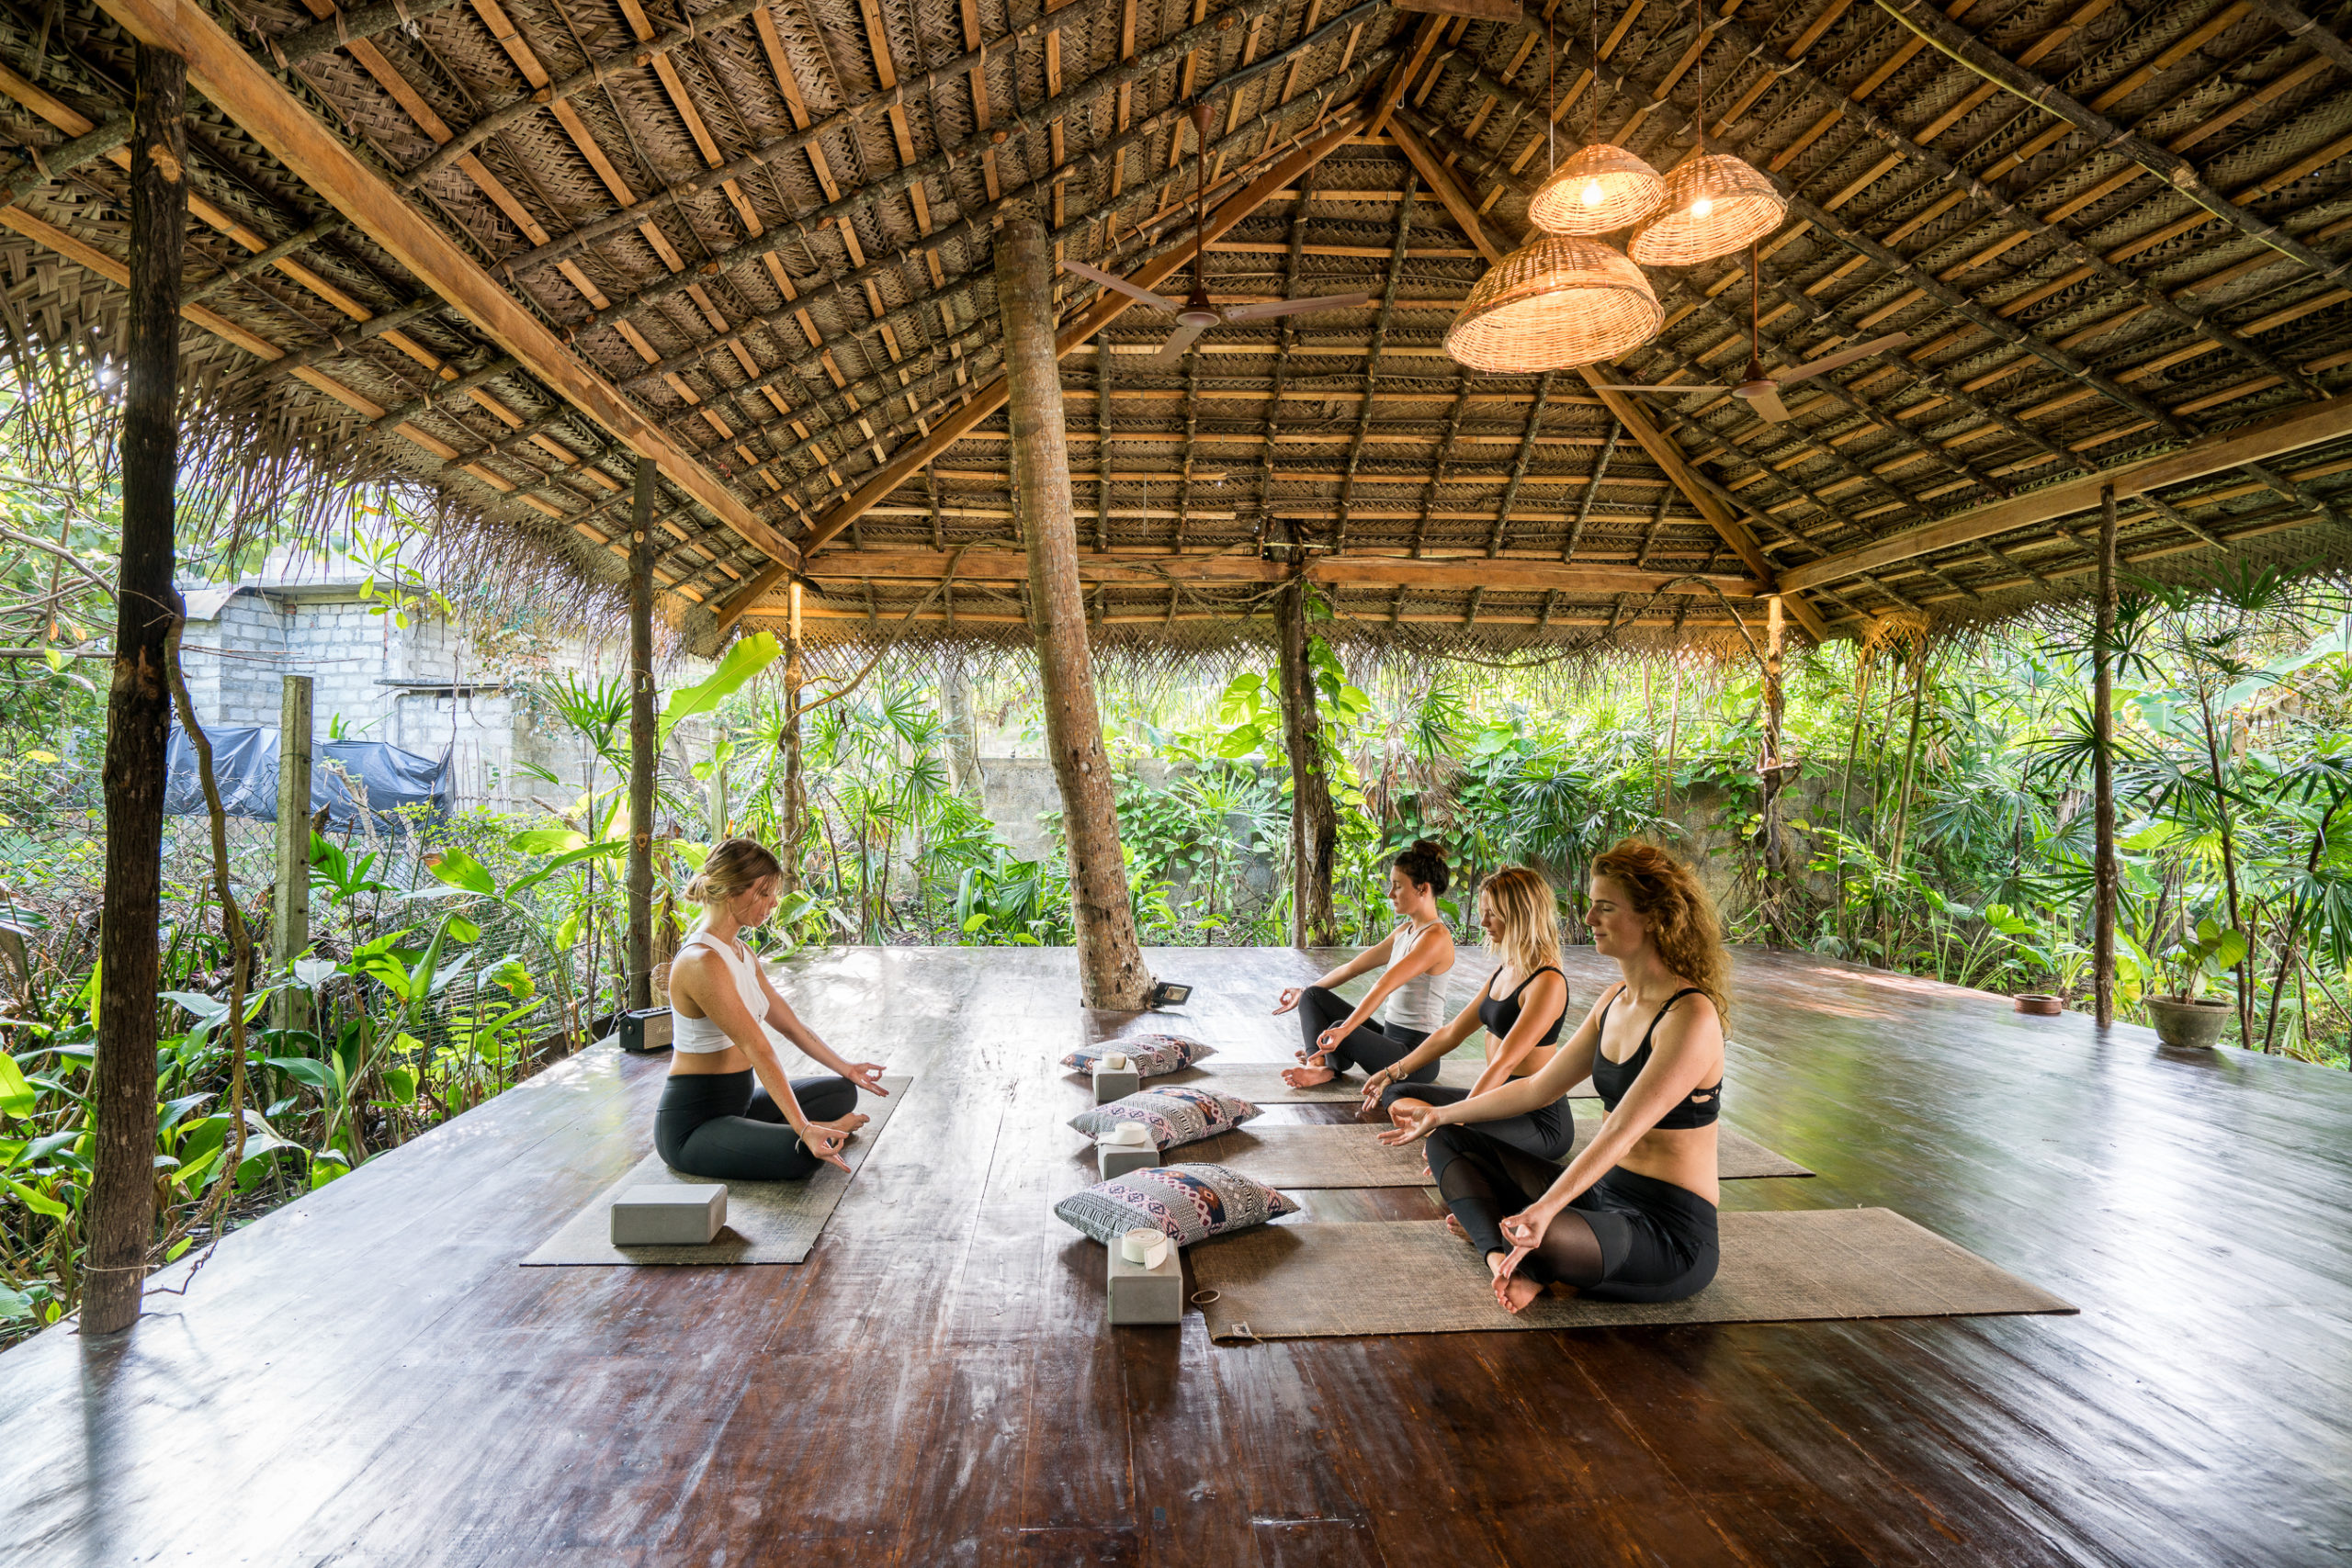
{"left": 1059, "top": 101, "right": 1368, "bottom": 367}
{"left": 1588, "top": 243, "right": 1909, "bottom": 423}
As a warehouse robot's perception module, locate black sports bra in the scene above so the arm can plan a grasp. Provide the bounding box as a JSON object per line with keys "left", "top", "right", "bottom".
{"left": 1589, "top": 986, "right": 1722, "bottom": 1129}
{"left": 1477, "top": 964, "right": 1566, "bottom": 1071}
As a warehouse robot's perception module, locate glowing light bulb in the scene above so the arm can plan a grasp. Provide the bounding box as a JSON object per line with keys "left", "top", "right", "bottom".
{"left": 1580, "top": 179, "right": 1605, "bottom": 207}
{"left": 1691, "top": 197, "right": 1714, "bottom": 217}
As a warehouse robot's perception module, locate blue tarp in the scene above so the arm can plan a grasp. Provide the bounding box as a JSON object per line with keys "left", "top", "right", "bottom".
{"left": 164, "top": 726, "right": 453, "bottom": 829}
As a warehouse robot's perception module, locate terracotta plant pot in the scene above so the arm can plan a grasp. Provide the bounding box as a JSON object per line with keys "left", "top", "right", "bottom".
{"left": 2146, "top": 995, "right": 2233, "bottom": 1050}
{"left": 2013, "top": 993, "right": 2063, "bottom": 1016}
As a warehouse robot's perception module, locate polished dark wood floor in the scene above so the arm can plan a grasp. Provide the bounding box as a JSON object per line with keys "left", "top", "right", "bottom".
{"left": 4, "top": 945, "right": 2347, "bottom": 1566}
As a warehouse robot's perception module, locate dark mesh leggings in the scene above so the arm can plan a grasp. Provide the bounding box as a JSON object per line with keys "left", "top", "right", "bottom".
{"left": 654, "top": 1069, "right": 859, "bottom": 1180}
{"left": 1427, "top": 1124, "right": 1721, "bottom": 1303}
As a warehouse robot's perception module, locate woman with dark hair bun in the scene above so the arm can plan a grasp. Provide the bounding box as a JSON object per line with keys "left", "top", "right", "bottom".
{"left": 1273, "top": 840, "right": 1456, "bottom": 1089}
{"left": 655, "top": 837, "right": 890, "bottom": 1181}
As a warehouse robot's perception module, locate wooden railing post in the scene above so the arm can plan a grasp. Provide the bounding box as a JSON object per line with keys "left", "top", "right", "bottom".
{"left": 996, "top": 211, "right": 1154, "bottom": 1009}
{"left": 86, "top": 40, "right": 186, "bottom": 1336}
{"left": 271, "top": 672, "right": 313, "bottom": 1032}
{"left": 779, "top": 581, "right": 804, "bottom": 895}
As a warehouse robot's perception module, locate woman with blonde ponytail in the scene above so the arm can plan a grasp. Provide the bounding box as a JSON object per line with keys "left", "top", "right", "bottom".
{"left": 1385, "top": 840, "right": 1728, "bottom": 1314}
{"left": 1352, "top": 865, "right": 1577, "bottom": 1164}
{"left": 655, "top": 837, "right": 890, "bottom": 1180}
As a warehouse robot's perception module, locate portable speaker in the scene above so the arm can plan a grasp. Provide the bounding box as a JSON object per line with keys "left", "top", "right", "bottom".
{"left": 618, "top": 1007, "right": 674, "bottom": 1054}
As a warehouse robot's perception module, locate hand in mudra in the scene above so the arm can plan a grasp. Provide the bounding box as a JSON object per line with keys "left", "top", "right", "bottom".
{"left": 842, "top": 1061, "right": 889, "bottom": 1095}
{"left": 1358, "top": 1068, "right": 1395, "bottom": 1113}
{"left": 797, "top": 1122, "right": 853, "bottom": 1173}
{"left": 1272, "top": 987, "right": 1302, "bottom": 1015}
{"left": 1376, "top": 1102, "right": 1440, "bottom": 1146}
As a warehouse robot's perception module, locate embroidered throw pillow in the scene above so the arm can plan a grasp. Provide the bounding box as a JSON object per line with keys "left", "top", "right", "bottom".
{"left": 1053, "top": 1163, "right": 1298, "bottom": 1249}
{"left": 1069, "top": 1087, "right": 1258, "bottom": 1150}
{"left": 1060, "top": 1032, "right": 1215, "bottom": 1077}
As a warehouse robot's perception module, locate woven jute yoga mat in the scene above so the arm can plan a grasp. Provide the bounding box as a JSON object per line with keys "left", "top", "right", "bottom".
{"left": 1183, "top": 1122, "right": 1810, "bottom": 1188}
{"left": 520, "top": 1076, "right": 910, "bottom": 1266}
{"left": 1190, "top": 1211, "right": 2074, "bottom": 1340}
{"left": 1148, "top": 1060, "right": 1599, "bottom": 1104}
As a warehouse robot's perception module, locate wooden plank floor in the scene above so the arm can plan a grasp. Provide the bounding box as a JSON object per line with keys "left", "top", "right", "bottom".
{"left": 4, "top": 945, "right": 2348, "bottom": 1566}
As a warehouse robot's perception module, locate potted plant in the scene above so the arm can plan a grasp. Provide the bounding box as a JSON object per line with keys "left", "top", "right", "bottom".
{"left": 2145, "top": 918, "right": 2245, "bottom": 1049}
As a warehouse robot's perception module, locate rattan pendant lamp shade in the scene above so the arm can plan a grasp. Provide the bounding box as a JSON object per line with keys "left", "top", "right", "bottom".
{"left": 1445, "top": 235, "right": 1663, "bottom": 373}
{"left": 1529, "top": 143, "right": 1668, "bottom": 234}
{"left": 1626, "top": 153, "right": 1786, "bottom": 265}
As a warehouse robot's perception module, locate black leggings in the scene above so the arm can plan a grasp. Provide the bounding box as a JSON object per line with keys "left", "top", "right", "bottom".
{"left": 653, "top": 1069, "right": 859, "bottom": 1181}
{"left": 1381, "top": 1080, "right": 1577, "bottom": 1164}
{"left": 1426, "top": 1126, "right": 1719, "bottom": 1303}
{"left": 1295, "top": 985, "right": 1434, "bottom": 1079}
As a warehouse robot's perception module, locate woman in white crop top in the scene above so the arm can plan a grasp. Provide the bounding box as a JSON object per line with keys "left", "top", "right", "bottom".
{"left": 653, "top": 837, "right": 888, "bottom": 1181}
{"left": 1272, "top": 839, "right": 1456, "bottom": 1089}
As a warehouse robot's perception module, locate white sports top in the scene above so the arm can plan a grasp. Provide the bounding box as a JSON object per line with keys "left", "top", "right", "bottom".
{"left": 1381, "top": 919, "right": 1454, "bottom": 1033}
{"left": 670, "top": 930, "right": 773, "bottom": 1054}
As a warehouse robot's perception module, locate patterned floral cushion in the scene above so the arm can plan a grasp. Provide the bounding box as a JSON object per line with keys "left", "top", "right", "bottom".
{"left": 1053, "top": 1163, "right": 1299, "bottom": 1249}
{"left": 1069, "top": 1087, "right": 1258, "bottom": 1151}
{"left": 1060, "top": 1032, "right": 1215, "bottom": 1077}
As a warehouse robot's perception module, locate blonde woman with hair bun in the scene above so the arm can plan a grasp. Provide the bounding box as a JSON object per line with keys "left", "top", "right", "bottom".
{"left": 654, "top": 837, "right": 890, "bottom": 1180}
{"left": 1385, "top": 840, "right": 1728, "bottom": 1315}
{"left": 1351, "top": 864, "right": 1577, "bottom": 1164}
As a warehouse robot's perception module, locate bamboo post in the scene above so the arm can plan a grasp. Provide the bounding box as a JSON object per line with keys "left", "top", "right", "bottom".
{"left": 1275, "top": 558, "right": 1339, "bottom": 947}
{"left": 271, "top": 673, "right": 313, "bottom": 1032}
{"left": 626, "top": 460, "right": 656, "bottom": 1015}
{"left": 1882, "top": 643, "right": 1930, "bottom": 963}
{"left": 1761, "top": 595, "right": 1787, "bottom": 881}
{"left": 2093, "top": 485, "right": 2119, "bottom": 1028}
{"left": 86, "top": 42, "right": 186, "bottom": 1337}
{"left": 995, "top": 212, "right": 1154, "bottom": 1008}
{"left": 780, "top": 581, "right": 804, "bottom": 895}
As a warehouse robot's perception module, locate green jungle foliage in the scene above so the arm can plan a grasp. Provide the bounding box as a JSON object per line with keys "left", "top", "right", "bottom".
{"left": 2, "top": 379, "right": 2348, "bottom": 1347}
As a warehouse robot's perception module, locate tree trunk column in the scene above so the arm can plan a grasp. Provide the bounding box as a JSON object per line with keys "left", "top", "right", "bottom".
{"left": 626, "top": 461, "right": 657, "bottom": 1014}
{"left": 1275, "top": 559, "right": 1338, "bottom": 947}
{"left": 996, "top": 212, "right": 1154, "bottom": 1009}
{"left": 1760, "top": 594, "right": 1787, "bottom": 881}
{"left": 2092, "top": 485, "right": 2119, "bottom": 1029}
{"left": 87, "top": 43, "right": 187, "bottom": 1336}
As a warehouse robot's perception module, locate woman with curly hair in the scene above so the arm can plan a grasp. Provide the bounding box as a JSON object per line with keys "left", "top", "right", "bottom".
{"left": 1384, "top": 840, "right": 1728, "bottom": 1312}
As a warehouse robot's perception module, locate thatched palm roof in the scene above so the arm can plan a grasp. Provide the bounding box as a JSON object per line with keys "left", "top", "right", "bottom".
{"left": 5, "top": 0, "right": 2350, "bottom": 654}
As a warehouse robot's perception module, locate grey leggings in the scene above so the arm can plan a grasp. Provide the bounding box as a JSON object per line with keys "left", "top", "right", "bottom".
{"left": 653, "top": 1069, "right": 858, "bottom": 1180}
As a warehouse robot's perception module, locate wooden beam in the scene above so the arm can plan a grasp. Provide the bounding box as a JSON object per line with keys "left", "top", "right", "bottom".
{"left": 91, "top": 0, "right": 798, "bottom": 584}
{"left": 1386, "top": 115, "right": 1501, "bottom": 264}
{"left": 797, "top": 547, "right": 1768, "bottom": 596}
{"left": 1780, "top": 394, "right": 2352, "bottom": 592}
{"left": 1581, "top": 375, "right": 1833, "bottom": 641}
{"left": 710, "top": 101, "right": 1369, "bottom": 631}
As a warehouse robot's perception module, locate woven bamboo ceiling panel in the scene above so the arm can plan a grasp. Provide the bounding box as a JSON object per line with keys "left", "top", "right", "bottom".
{"left": 3, "top": 0, "right": 2350, "bottom": 650}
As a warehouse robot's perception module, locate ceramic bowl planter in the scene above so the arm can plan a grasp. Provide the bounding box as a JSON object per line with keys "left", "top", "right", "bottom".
{"left": 2145, "top": 996, "right": 2232, "bottom": 1050}
{"left": 2013, "top": 993, "right": 2063, "bottom": 1016}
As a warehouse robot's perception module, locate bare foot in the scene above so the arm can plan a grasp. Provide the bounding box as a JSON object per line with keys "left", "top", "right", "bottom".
{"left": 815, "top": 1111, "right": 870, "bottom": 1137}
{"left": 1281, "top": 1065, "right": 1337, "bottom": 1088}
{"left": 1444, "top": 1213, "right": 1470, "bottom": 1243}
{"left": 1487, "top": 1252, "right": 1544, "bottom": 1314}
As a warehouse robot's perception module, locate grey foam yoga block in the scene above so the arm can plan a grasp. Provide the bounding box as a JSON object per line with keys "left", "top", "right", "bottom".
{"left": 1092, "top": 1064, "right": 1141, "bottom": 1103}
{"left": 1107, "top": 1237, "right": 1183, "bottom": 1325}
{"left": 610, "top": 1183, "right": 727, "bottom": 1246}
{"left": 1097, "top": 1143, "right": 1160, "bottom": 1180}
